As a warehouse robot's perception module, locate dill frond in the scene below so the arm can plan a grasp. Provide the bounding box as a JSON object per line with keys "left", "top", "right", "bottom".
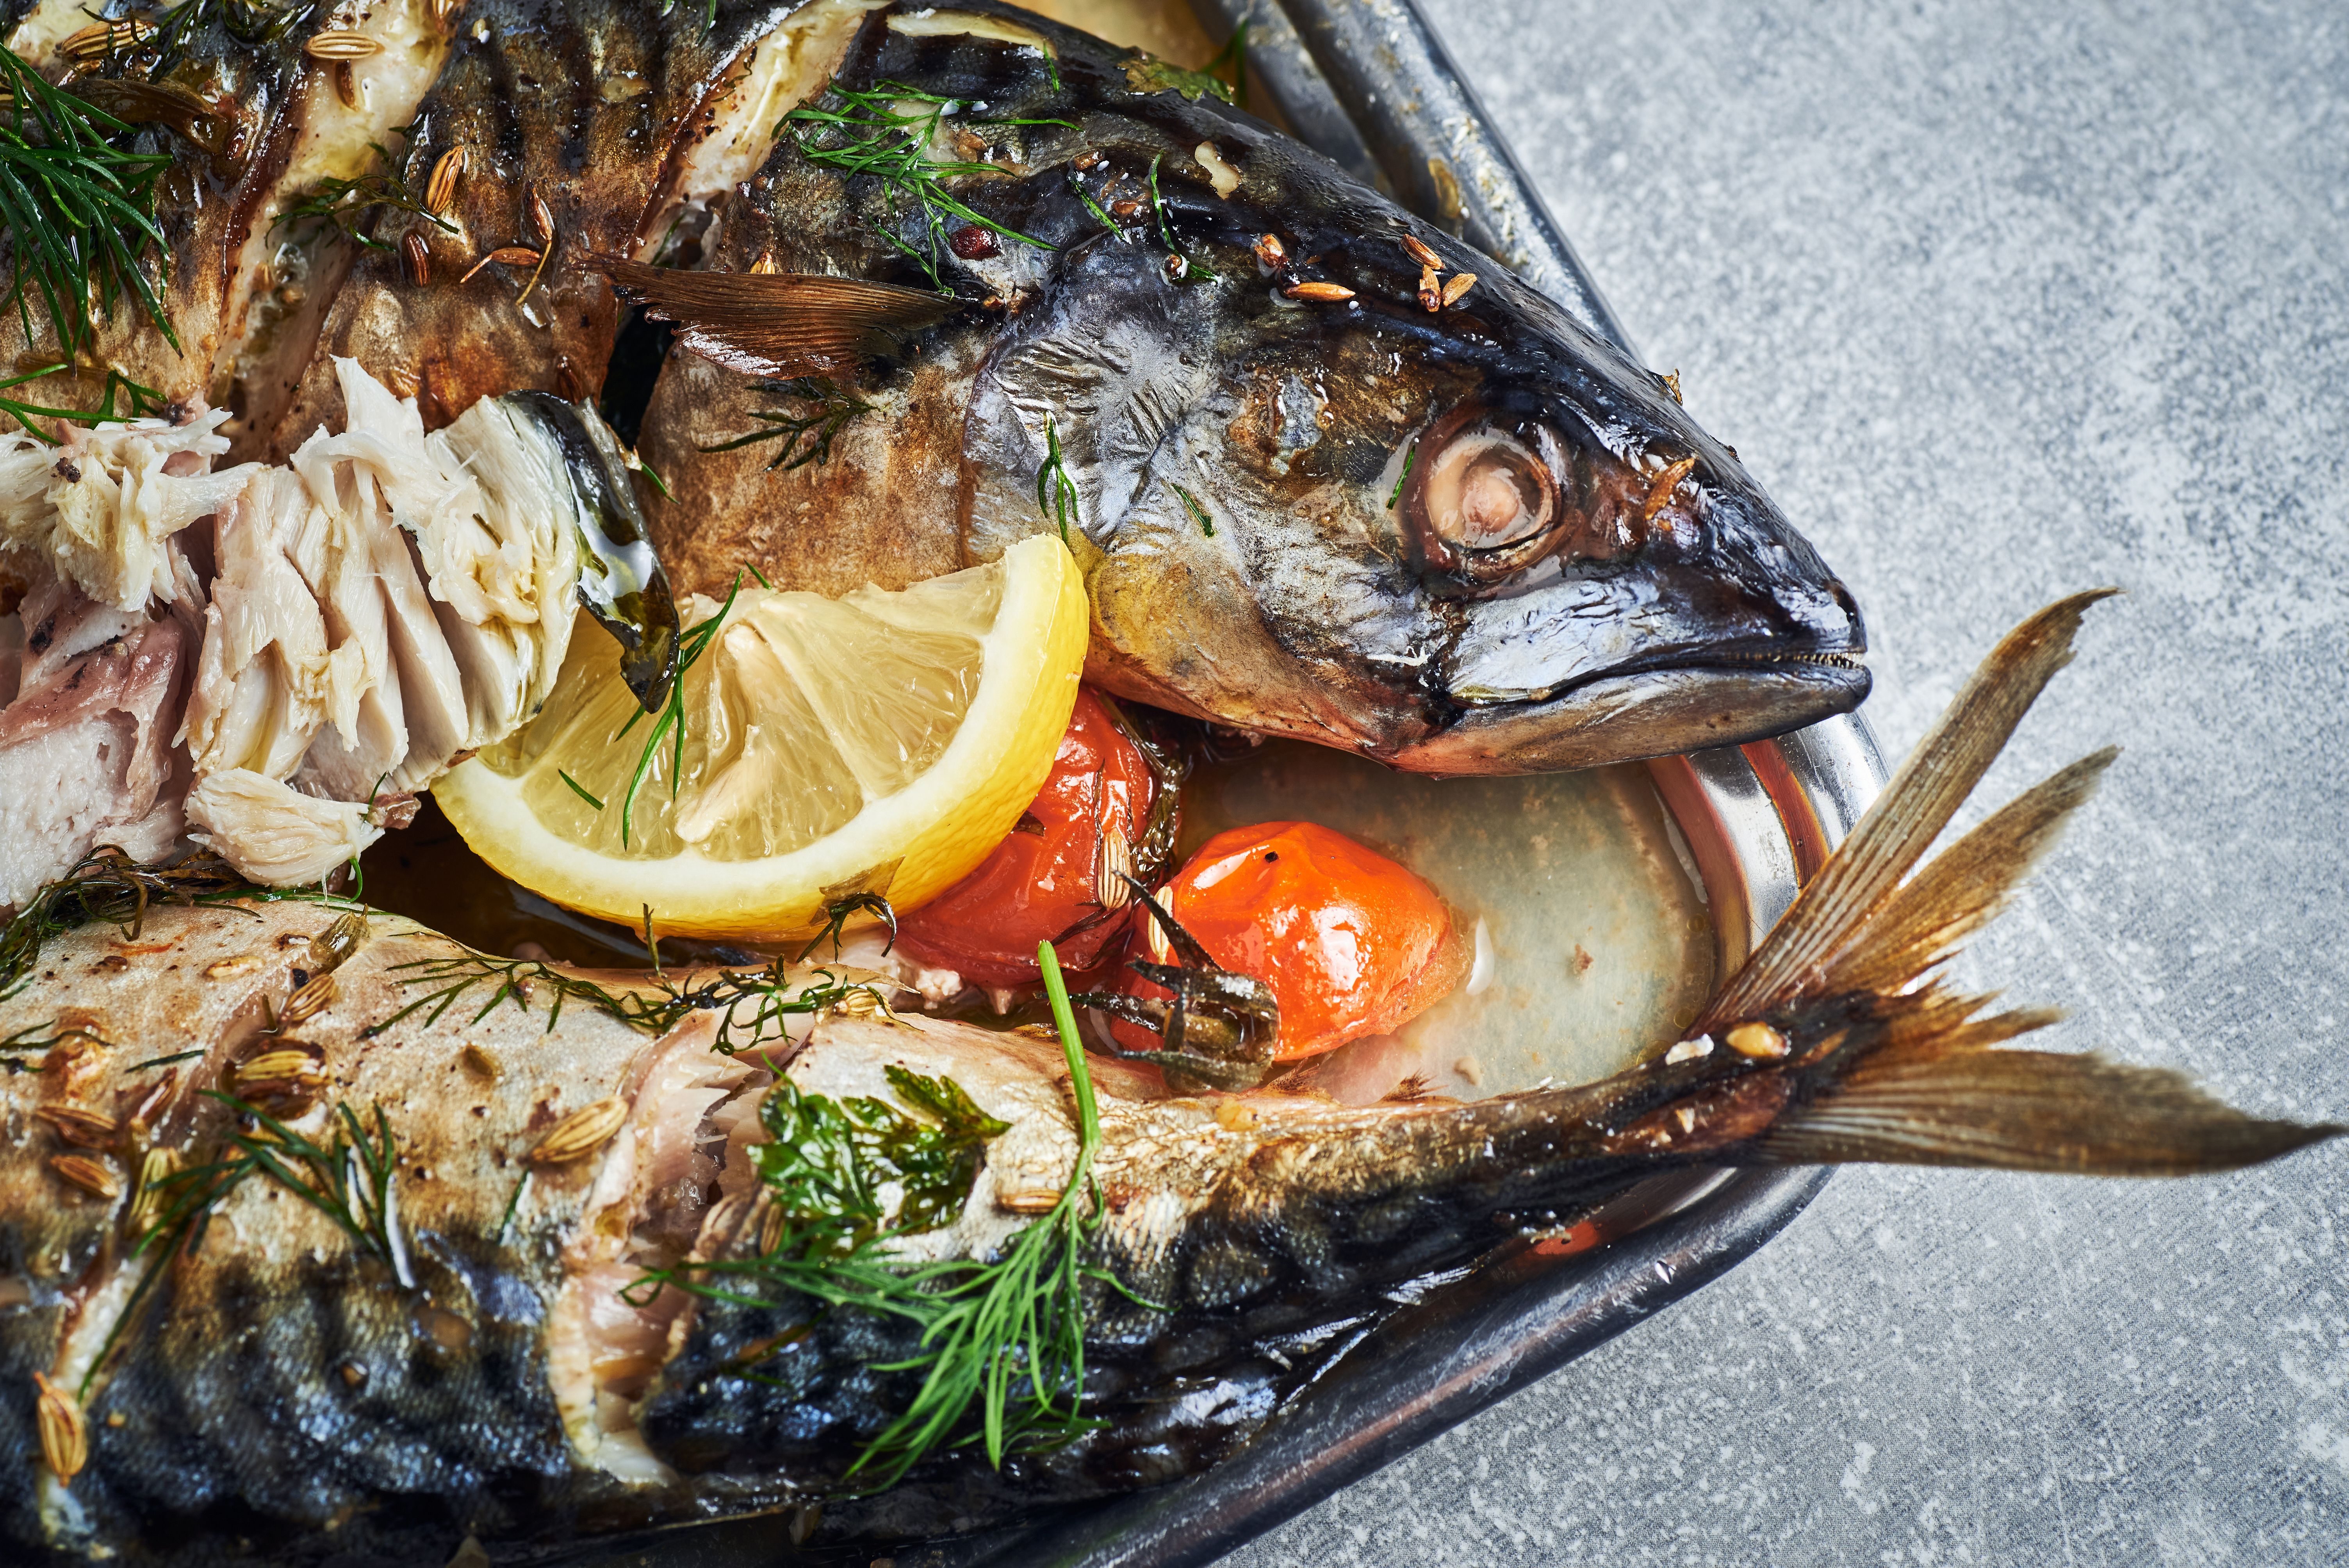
{"left": 272, "top": 138, "right": 457, "bottom": 253}
{"left": 607, "top": 571, "right": 742, "bottom": 848}
{"left": 1036, "top": 414, "right": 1079, "bottom": 543}
{"left": 367, "top": 930, "right": 897, "bottom": 1059}
{"left": 0, "top": 361, "right": 168, "bottom": 441}
{"left": 0, "top": 46, "right": 175, "bottom": 359}
{"left": 699, "top": 377, "right": 876, "bottom": 471}
{"left": 786, "top": 82, "right": 1071, "bottom": 289}
{"left": 0, "top": 848, "right": 250, "bottom": 1003}
{"left": 626, "top": 939, "right": 1149, "bottom": 1493}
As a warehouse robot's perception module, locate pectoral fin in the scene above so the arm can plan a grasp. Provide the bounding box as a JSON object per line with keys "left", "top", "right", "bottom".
{"left": 592, "top": 258, "right": 968, "bottom": 379}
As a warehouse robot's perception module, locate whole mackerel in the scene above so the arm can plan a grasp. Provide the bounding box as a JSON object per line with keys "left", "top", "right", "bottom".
{"left": 0, "top": 596, "right": 2332, "bottom": 1564}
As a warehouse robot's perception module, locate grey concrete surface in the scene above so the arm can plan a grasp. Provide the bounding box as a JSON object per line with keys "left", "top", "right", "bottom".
{"left": 1219, "top": 2, "right": 2349, "bottom": 1564}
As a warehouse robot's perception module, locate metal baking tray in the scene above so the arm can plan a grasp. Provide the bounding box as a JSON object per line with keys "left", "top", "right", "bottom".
{"left": 594, "top": 2, "right": 1889, "bottom": 1563}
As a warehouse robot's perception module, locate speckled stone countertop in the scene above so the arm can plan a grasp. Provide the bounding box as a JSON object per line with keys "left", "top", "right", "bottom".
{"left": 1220, "top": 2, "right": 2349, "bottom": 1564}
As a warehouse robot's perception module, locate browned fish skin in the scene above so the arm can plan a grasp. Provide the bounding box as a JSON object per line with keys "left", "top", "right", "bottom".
{"left": 254, "top": 0, "right": 818, "bottom": 459}
{"left": 0, "top": 0, "right": 321, "bottom": 409}
{"left": 631, "top": 2, "right": 1873, "bottom": 774}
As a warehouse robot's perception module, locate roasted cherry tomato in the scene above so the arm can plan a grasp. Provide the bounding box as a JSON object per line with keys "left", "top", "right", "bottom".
{"left": 1110, "top": 820, "right": 1461, "bottom": 1061}
{"left": 896, "top": 688, "right": 1161, "bottom": 987}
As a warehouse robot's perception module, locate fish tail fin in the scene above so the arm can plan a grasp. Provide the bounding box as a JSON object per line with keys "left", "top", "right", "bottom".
{"left": 1679, "top": 590, "right": 2342, "bottom": 1177}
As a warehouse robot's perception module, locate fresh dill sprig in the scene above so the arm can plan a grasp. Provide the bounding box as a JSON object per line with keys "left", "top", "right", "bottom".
{"left": 1387, "top": 440, "right": 1416, "bottom": 509}
{"left": 609, "top": 572, "right": 743, "bottom": 848}
{"left": 0, "top": 46, "right": 175, "bottom": 359}
{"left": 0, "top": 362, "right": 168, "bottom": 441}
{"left": 273, "top": 139, "right": 456, "bottom": 253}
{"left": 86, "top": 1089, "right": 408, "bottom": 1396}
{"left": 1069, "top": 167, "right": 1124, "bottom": 234}
{"left": 622, "top": 938, "right": 1138, "bottom": 1493}
{"left": 786, "top": 82, "right": 1071, "bottom": 289}
{"left": 797, "top": 891, "right": 898, "bottom": 964}
{"left": 367, "top": 932, "right": 897, "bottom": 1058}
{"left": 206, "top": 1091, "right": 413, "bottom": 1283}
{"left": 141, "top": 0, "right": 317, "bottom": 78}
{"left": 1147, "top": 153, "right": 1217, "bottom": 284}
{"left": 0, "top": 848, "right": 250, "bottom": 1002}
{"left": 1205, "top": 18, "right": 1250, "bottom": 109}
{"left": 1036, "top": 414, "right": 1079, "bottom": 543}
{"left": 1173, "top": 484, "right": 1215, "bottom": 537}
{"left": 699, "top": 377, "right": 877, "bottom": 471}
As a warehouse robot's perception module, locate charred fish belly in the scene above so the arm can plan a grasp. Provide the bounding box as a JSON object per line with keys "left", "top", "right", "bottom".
{"left": 0, "top": 594, "right": 2333, "bottom": 1564}
{"left": 3, "top": 0, "right": 1864, "bottom": 777}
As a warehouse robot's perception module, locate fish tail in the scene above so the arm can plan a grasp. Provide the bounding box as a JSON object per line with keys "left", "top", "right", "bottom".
{"left": 1679, "top": 590, "right": 2342, "bottom": 1177}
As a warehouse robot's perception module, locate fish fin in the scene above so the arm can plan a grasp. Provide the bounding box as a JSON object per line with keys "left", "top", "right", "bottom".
{"left": 1666, "top": 587, "right": 2341, "bottom": 1178}
{"left": 1759, "top": 1045, "right": 2342, "bottom": 1175}
{"left": 1697, "top": 588, "right": 2118, "bottom": 1030}
{"left": 590, "top": 258, "right": 967, "bottom": 378}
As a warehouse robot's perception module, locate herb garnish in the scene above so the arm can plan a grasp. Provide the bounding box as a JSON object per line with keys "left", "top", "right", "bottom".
{"left": 1173, "top": 484, "right": 1216, "bottom": 537}
{"left": 609, "top": 572, "right": 742, "bottom": 848}
{"left": 369, "top": 936, "right": 896, "bottom": 1059}
{"left": 626, "top": 939, "right": 1138, "bottom": 1491}
{"left": 87, "top": 1091, "right": 408, "bottom": 1396}
{"left": 0, "top": 46, "right": 175, "bottom": 361}
{"left": 1037, "top": 414, "right": 1080, "bottom": 543}
{"left": 1387, "top": 440, "right": 1416, "bottom": 509}
{"left": 785, "top": 83, "right": 1071, "bottom": 289}
{"left": 1147, "top": 153, "right": 1217, "bottom": 283}
{"left": 0, "top": 847, "right": 361, "bottom": 1004}
{"left": 273, "top": 138, "right": 457, "bottom": 253}
{"left": 0, "top": 362, "right": 169, "bottom": 442}
{"left": 699, "top": 377, "right": 877, "bottom": 472}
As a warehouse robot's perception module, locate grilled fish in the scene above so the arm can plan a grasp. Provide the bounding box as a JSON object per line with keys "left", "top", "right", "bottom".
{"left": 0, "top": 594, "right": 2332, "bottom": 1564}
{"left": 4, "top": 0, "right": 1865, "bottom": 776}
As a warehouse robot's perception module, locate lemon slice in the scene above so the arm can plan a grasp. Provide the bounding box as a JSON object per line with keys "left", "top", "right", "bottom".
{"left": 434, "top": 535, "right": 1089, "bottom": 941}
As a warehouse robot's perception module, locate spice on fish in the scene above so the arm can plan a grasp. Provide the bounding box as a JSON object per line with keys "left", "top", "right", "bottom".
{"left": 1438, "top": 271, "right": 1478, "bottom": 308}
{"left": 529, "top": 1096, "right": 628, "bottom": 1165}
{"left": 423, "top": 145, "right": 469, "bottom": 216}
{"left": 275, "top": 138, "right": 459, "bottom": 254}
{"left": 34, "top": 1372, "right": 84, "bottom": 1484}
{"left": 459, "top": 244, "right": 542, "bottom": 284}
{"left": 402, "top": 229, "right": 431, "bottom": 286}
{"left": 1283, "top": 280, "right": 1356, "bottom": 303}
{"left": 51, "top": 1152, "right": 122, "bottom": 1199}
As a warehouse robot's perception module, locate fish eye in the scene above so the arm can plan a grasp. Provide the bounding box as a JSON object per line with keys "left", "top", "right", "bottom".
{"left": 1399, "top": 406, "right": 1577, "bottom": 583}
{"left": 1423, "top": 429, "right": 1556, "bottom": 551}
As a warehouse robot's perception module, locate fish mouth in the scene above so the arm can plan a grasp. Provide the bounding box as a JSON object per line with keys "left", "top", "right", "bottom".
{"left": 1400, "top": 651, "right": 1873, "bottom": 773}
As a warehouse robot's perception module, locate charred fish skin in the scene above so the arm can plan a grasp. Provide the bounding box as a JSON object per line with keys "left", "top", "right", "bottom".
{"left": 636, "top": 1, "right": 1868, "bottom": 774}
{"left": 256, "top": 0, "right": 815, "bottom": 460}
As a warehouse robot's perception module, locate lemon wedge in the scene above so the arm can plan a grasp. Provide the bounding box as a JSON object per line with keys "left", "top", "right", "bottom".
{"left": 434, "top": 535, "right": 1089, "bottom": 941}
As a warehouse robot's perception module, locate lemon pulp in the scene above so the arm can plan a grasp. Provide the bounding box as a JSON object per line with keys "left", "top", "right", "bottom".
{"left": 435, "top": 535, "right": 1089, "bottom": 941}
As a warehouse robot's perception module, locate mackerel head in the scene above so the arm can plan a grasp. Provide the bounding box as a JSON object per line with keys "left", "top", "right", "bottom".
{"left": 625, "top": 0, "right": 1869, "bottom": 773}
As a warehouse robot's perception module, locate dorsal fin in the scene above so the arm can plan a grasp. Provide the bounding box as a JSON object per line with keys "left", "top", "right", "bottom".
{"left": 590, "top": 257, "right": 969, "bottom": 378}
